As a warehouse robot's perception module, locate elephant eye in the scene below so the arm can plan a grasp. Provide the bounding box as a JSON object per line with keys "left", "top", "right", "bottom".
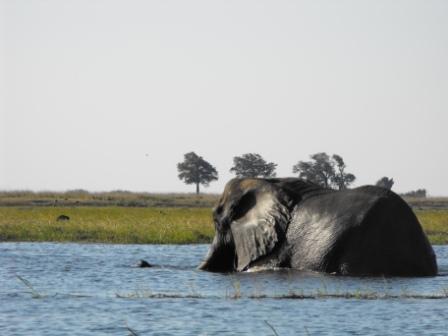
{"left": 215, "top": 205, "right": 223, "bottom": 216}
{"left": 232, "top": 191, "right": 256, "bottom": 221}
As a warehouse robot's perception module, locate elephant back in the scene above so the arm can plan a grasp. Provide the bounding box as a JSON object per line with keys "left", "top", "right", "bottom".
{"left": 286, "top": 186, "right": 437, "bottom": 276}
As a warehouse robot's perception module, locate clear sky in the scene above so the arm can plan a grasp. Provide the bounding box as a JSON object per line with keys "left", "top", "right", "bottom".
{"left": 1, "top": 0, "right": 447, "bottom": 195}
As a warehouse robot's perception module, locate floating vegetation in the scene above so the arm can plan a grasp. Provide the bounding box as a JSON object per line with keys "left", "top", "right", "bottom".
{"left": 265, "top": 320, "right": 280, "bottom": 336}
{"left": 125, "top": 322, "right": 140, "bottom": 336}
{"left": 16, "top": 275, "right": 45, "bottom": 299}
{"left": 113, "top": 289, "right": 448, "bottom": 301}
{"left": 13, "top": 275, "right": 448, "bottom": 301}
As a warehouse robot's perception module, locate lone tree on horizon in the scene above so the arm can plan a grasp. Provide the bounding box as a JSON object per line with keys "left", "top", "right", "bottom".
{"left": 177, "top": 152, "right": 218, "bottom": 194}
{"left": 331, "top": 154, "right": 356, "bottom": 190}
{"left": 230, "top": 153, "right": 277, "bottom": 178}
{"left": 292, "top": 152, "right": 355, "bottom": 190}
{"left": 376, "top": 176, "right": 394, "bottom": 190}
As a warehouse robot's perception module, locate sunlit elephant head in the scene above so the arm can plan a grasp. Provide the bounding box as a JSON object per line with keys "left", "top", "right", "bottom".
{"left": 199, "top": 178, "right": 302, "bottom": 272}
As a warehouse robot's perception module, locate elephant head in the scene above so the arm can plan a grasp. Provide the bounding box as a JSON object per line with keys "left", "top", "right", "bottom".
{"left": 199, "top": 178, "right": 310, "bottom": 272}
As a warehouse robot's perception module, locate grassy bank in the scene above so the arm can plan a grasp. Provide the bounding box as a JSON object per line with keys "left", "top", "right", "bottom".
{"left": 415, "top": 210, "right": 448, "bottom": 245}
{"left": 0, "top": 207, "right": 214, "bottom": 244}
{"left": 0, "top": 207, "right": 447, "bottom": 244}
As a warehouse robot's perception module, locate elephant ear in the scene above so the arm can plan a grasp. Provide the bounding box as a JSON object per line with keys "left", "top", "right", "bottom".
{"left": 230, "top": 186, "right": 290, "bottom": 271}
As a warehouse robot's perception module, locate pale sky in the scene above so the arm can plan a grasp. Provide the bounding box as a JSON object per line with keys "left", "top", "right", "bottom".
{"left": 1, "top": 0, "right": 447, "bottom": 195}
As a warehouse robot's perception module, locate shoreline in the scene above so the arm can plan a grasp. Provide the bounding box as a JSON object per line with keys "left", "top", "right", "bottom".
{"left": 0, "top": 206, "right": 447, "bottom": 245}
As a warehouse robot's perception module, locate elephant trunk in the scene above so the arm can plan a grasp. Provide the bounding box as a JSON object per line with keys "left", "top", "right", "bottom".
{"left": 198, "top": 235, "right": 236, "bottom": 272}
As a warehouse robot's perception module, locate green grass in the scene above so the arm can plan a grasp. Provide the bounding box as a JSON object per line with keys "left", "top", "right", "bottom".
{"left": 0, "top": 207, "right": 447, "bottom": 244}
{"left": 0, "top": 207, "right": 214, "bottom": 244}
{"left": 416, "top": 210, "right": 448, "bottom": 245}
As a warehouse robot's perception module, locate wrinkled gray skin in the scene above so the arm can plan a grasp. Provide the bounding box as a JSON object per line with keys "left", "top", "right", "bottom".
{"left": 199, "top": 178, "right": 437, "bottom": 276}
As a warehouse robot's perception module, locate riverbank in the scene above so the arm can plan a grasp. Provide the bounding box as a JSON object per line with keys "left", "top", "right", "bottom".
{"left": 0, "top": 206, "right": 447, "bottom": 244}
{"left": 1, "top": 191, "right": 448, "bottom": 210}
{"left": 0, "top": 207, "right": 214, "bottom": 244}
{"left": 0, "top": 191, "right": 219, "bottom": 208}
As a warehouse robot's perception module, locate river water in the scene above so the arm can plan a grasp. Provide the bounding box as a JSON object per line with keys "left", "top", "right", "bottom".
{"left": 0, "top": 243, "right": 447, "bottom": 335}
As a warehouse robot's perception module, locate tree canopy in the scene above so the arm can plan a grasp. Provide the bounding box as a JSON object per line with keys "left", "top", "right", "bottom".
{"left": 230, "top": 153, "right": 277, "bottom": 178}
{"left": 331, "top": 154, "right": 356, "bottom": 190}
{"left": 375, "top": 177, "right": 394, "bottom": 190}
{"left": 177, "top": 152, "right": 218, "bottom": 194}
{"left": 401, "top": 189, "right": 427, "bottom": 198}
{"left": 292, "top": 152, "right": 356, "bottom": 190}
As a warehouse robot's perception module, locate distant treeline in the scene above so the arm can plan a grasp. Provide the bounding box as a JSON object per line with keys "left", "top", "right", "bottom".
{"left": 0, "top": 153, "right": 430, "bottom": 202}
{"left": 178, "top": 151, "right": 429, "bottom": 196}
{"left": 400, "top": 189, "right": 427, "bottom": 198}
{"left": 178, "top": 151, "right": 357, "bottom": 194}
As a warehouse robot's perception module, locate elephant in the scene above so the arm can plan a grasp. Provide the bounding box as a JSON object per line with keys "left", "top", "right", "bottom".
{"left": 199, "top": 178, "right": 437, "bottom": 276}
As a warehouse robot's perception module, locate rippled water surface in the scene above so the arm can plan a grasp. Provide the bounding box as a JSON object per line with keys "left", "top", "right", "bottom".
{"left": 1, "top": 243, "right": 447, "bottom": 335}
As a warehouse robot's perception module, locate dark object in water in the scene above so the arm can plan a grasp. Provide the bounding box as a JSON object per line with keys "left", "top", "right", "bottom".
{"left": 57, "top": 215, "right": 70, "bottom": 221}
{"left": 138, "top": 260, "right": 152, "bottom": 268}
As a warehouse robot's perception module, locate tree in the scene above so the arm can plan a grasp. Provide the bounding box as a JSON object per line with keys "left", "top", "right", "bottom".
{"left": 292, "top": 152, "right": 356, "bottom": 190}
{"left": 177, "top": 152, "right": 218, "bottom": 194}
{"left": 331, "top": 154, "right": 356, "bottom": 190}
{"left": 375, "top": 177, "right": 394, "bottom": 190}
{"left": 401, "top": 189, "right": 427, "bottom": 198}
{"left": 230, "top": 153, "right": 277, "bottom": 178}
{"left": 292, "top": 152, "right": 334, "bottom": 188}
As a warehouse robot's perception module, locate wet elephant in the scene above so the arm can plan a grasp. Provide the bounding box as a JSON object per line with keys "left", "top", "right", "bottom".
{"left": 199, "top": 178, "right": 437, "bottom": 276}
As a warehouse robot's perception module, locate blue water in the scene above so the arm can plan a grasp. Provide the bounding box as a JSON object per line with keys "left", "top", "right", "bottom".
{"left": 0, "top": 243, "right": 447, "bottom": 335}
